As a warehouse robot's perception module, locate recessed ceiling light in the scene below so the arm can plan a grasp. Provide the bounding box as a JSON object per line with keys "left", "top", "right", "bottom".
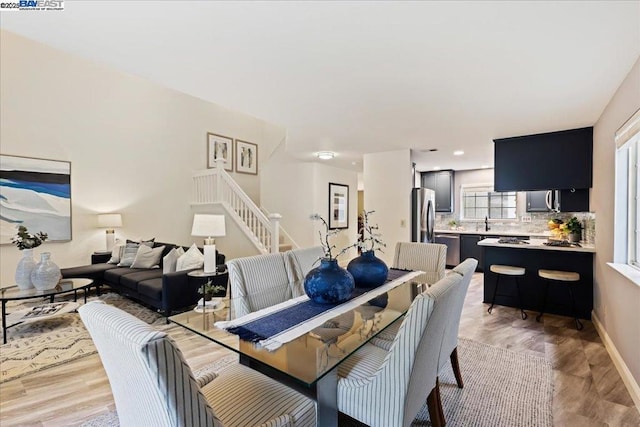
{"left": 453, "top": 150, "right": 464, "bottom": 156}
{"left": 433, "top": 166, "right": 441, "bottom": 170}
{"left": 481, "top": 165, "right": 490, "bottom": 169}
{"left": 316, "top": 151, "right": 335, "bottom": 160}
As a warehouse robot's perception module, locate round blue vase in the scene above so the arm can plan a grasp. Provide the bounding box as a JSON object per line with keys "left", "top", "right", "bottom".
{"left": 304, "top": 258, "right": 355, "bottom": 304}
{"left": 347, "top": 250, "right": 389, "bottom": 289}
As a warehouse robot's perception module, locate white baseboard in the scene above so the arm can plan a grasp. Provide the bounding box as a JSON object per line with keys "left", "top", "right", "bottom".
{"left": 592, "top": 311, "right": 640, "bottom": 413}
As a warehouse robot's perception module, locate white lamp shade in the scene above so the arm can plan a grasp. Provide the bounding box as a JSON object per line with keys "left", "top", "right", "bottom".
{"left": 97, "top": 213, "right": 123, "bottom": 228}
{"left": 191, "top": 214, "right": 226, "bottom": 237}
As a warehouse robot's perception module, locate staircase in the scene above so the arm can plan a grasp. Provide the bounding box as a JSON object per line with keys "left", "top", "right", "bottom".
{"left": 191, "top": 160, "right": 297, "bottom": 254}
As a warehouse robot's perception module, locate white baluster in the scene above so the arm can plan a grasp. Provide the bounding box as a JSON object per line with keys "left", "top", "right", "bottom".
{"left": 269, "top": 213, "right": 282, "bottom": 253}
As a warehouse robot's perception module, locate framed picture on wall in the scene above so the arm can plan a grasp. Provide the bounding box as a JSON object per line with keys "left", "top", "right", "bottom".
{"left": 207, "top": 133, "right": 233, "bottom": 171}
{"left": 235, "top": 140, "right": 258, "bottom": 175}
{"left": 0, "top": 154, "right": 72, "bottom": 244}
{"left": 328, "top": 182, "right": 349, "bottom": 229}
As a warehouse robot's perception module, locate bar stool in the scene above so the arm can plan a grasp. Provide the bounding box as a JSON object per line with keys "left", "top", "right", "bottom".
{"left": 488, "top": 265, "right": 528, "bottom": 320}
{"left": 536, "top": 269, "right": 583, "bottom": 330}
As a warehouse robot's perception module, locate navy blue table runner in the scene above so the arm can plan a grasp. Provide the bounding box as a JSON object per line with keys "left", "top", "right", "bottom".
{"left": 226, "top": 268, "right": 411, "bottom": 342}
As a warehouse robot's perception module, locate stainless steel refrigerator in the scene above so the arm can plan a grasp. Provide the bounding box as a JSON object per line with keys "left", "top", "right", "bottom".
{"left": 411, "top": 188, "right": 436, "bottom": 243}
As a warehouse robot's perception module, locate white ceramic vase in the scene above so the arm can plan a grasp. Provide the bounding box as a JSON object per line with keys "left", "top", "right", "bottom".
{"left": 15, "top": 248, "right": 36, "bottom": 290}
{"left": 31, "top": 252, "right": 61, "bottom": 290}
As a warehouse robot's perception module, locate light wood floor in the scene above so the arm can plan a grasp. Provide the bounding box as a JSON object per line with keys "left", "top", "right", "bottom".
{"left": 1, "top": 273, "right": 638, "bottom": 426}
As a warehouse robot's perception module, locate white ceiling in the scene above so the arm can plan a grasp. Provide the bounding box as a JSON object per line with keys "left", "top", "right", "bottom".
{"left": 2, "top": 1, "right": 639, "bottom": 172}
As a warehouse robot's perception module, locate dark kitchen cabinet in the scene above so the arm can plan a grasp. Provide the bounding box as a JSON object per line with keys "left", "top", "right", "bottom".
{"left": 460, "top": 234, "right": 486, "bottom": 271}
{"left": 494, "top": 127, "right": 593, "bottom": 192}
{"left": 421, "top": 170, "right": 454, "bottom": 213}
{"left": 558, "top": 188, "right": 590, "bottom": 212}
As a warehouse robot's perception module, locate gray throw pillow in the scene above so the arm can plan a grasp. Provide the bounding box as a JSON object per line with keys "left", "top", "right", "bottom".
{"left": 131, "top": 245, "right": 165, "bottom": 269}
{"left": 117, "top": 242, "right": 140, "bottom": 267}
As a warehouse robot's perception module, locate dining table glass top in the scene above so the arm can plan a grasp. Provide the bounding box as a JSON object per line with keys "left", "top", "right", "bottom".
{"left": 169, "top": 273, "right": 422, "bottom": 387}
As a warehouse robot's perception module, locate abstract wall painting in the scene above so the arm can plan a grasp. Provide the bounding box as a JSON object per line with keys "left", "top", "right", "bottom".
{"left": 0, "top": 155, "right": 72, "bottom": 244}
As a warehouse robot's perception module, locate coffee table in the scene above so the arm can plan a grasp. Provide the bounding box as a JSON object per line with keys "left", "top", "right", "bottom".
{"left": 0, "top": 278, "right": 93, "bottom": 343}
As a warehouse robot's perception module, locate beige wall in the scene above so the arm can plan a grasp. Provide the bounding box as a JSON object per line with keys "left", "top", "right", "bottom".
{"left": 592, "top": 57, "right": 640, "bottom": 387}
{"left": 261, "top": 148, "right": 358, "bottom": 261}
{"left": 0, "top": 30, "right": 285, "bottom": 284}
{"left": 363, "top": 149, "right": 412, "bottom": 265}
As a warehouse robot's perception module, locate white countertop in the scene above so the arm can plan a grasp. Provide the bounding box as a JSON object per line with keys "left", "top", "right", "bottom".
{"left": 477, "top": 238, "right": 596, "bottom": 253}
{"left": 435, "top": 229, "right": 551, "bottom": 238}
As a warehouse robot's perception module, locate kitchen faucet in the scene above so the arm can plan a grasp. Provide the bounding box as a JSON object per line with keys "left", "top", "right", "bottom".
{"left": 485, "top": 216, "right": 490, "bottom": 232}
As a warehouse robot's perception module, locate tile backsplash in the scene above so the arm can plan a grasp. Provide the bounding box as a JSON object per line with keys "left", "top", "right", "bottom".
{"left": 435, "top": 212, "right": 596, "bottom": 244}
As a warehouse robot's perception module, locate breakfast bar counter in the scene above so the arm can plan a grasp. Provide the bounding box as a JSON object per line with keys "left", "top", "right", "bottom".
{"left": 478, "top": 238, "right": 595, "bottom": 253}
{"left": 478, "top": 238, "right": 595, "bottom": 319}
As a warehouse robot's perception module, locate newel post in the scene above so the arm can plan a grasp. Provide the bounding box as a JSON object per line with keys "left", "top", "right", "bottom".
{"left": 268, "top": 213, "right": 282, "bottom": 253}
{"left": 215, "top": 158, "right": 225, "bottom": 203}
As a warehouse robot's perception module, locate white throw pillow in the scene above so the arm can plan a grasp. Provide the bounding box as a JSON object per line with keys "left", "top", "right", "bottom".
{"left": 107, "top": 243, "right": 125, "bottom": 264}
{"left": 176, "top": 244, "right": 204, "bottom": 271}
{"left": 162, "top": 246, "right": 185, "bottom": 274}
{"left": 131, "top": 245, "right": 165, "bottom": 269}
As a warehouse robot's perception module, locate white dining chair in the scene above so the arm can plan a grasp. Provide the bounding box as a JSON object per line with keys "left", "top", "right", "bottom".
{"left": 284, "top": 246, "right": 324, "bottom": 296}
{"left": 79, "top": 301, "right": 315, "bottom": 427}
{"left": 336, "top": 272, "right": 463, "bottom": 427}
{"left": 227, "top": 252, "right": 297, "bottom": 319}
{"left": 369, "top": 258, "right": 478, "bottom": 390}
{"left": 393, "top": 242, "right": 447, "bottom": 286}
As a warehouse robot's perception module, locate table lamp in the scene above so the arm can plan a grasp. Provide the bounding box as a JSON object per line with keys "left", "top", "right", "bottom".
{"left": 97, "top": 213, "right": 123, "bottom": 252}
{"left": 191, "top": 214, "right": 226, "bottom": 273}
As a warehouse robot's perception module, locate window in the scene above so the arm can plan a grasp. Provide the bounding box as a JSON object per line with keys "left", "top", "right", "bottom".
{"left": 614, "top": 108, "right": 639, "bottom": 272}
{"left": 461, "top": 185, "right": 517, "bottom": 220}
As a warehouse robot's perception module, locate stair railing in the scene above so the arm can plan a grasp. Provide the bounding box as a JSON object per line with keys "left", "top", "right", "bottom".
{"left": 192, "top": 159, "right": 281, "bottom": 253}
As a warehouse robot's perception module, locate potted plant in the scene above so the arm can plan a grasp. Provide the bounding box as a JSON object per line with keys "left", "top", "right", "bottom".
{"left": 304, "top": 214, "right": 355, "bottom": 304}
{"left": 564, "top": 217, "right": 582, "bottom": 242}
{"left": 347, "top": 210, "right": 389, "bottom": 289}
{"left": 198, "top": 279, "right": 226, "bottom": 302}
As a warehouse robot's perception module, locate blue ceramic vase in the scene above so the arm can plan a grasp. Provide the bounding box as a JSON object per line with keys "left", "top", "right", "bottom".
{"left": 304, "top": 258, "right": 355, "bottom": 304}
{"left": 347, "top": 250, "right": 389, "bottom": 289}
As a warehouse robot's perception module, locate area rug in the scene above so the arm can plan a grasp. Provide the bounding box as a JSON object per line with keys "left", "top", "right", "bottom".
{"left": 80, "top": 338, "right": 554, "bottom": 427}
{"left": 411, "top": 338, "right": 553, "bottom": 426}
{"left": 0, "top": 292, "right": 164, "bottom": 383}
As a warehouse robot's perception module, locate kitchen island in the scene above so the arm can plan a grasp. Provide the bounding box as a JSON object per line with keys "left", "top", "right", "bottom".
{"left": 477, "top": 238, "right": 595, "bottom": 319}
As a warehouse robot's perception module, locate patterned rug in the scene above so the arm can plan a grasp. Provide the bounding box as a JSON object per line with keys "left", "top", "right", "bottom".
{"left": 80, "top": 338, "right": 554, "bottom": 427}
{"left": 0, "top": 292, "right": 164, "bottom": 383}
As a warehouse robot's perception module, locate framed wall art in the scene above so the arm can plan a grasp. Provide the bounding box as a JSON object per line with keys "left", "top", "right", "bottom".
{"left": 0, "top": 154, "right": 72, "bottom": 244}
{"left": 328, "top": 182, "right": 349, "bottom": 229}
{"left": 235, "top": 140, "right": 258, "bottom": 175}
{"left": 207, "top": 132, "right": 233, "bottom": 171}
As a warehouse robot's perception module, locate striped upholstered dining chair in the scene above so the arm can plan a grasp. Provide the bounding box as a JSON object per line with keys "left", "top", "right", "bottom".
{"left": 284, "top": 246, "right": 325, "bottom": 296}
{"left": 336, "top": 271, "right": 464, "bottom": 427}
{"left": 392, "top": 242, "right": 447, "bottom": 286}
{"left": 369, "top": 258, "right": 478, "bottom": 390}
{"left": 79, "top": 302, "right": 315, "bottom": 427}
{"left": 227, "top": 252, "right": 298, "bottom": 319}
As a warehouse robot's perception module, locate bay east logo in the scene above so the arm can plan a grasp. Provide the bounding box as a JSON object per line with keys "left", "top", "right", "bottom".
{"left": 19, "top": 0, "right": 63, "bottom": 8}
{"left": 0, "top": 0, "right": 64, "bottom": 10}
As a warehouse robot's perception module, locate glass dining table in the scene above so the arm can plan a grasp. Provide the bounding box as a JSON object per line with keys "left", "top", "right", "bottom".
{"left": 169, "top": 271, "right": 422, "bottom": 427}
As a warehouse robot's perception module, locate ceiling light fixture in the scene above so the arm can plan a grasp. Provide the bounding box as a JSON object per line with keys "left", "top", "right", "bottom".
{"left": 316, "top": 151, "right": 335, "bottom": 160}
{"left": 433, "top": 166, "right": 441, "bottom": 170}
{"left": 481, "top": 165, "right": 490, "bottom": 169}
{"left": 453, "top": 150, "right": 464, "bottom": 156}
